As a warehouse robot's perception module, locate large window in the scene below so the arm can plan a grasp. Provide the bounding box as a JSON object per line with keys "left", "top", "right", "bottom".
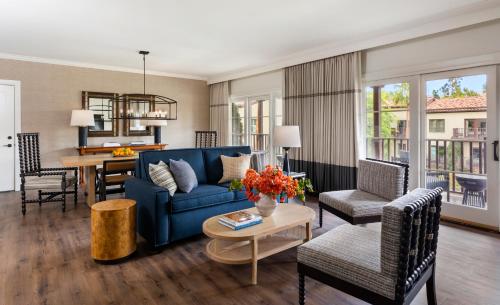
{"left": 230, "top": 93, "right": 282, "bottom": 164}
{"left": 365, "top": 82, "right": 410, "bottom": 162}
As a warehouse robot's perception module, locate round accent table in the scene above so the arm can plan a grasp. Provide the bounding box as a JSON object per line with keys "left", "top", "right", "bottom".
{"left": 91, "top": 199, "right": 136, "bottom": 262}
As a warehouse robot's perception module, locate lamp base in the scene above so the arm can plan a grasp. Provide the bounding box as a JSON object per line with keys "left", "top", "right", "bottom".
{"left": 154, "top": 126, "right": 162, "bottom": 144}
{"left": 78, "top": 127, "right": 88, "bottom": 147}
{"left": 282, "top": 147, "right": 290, "bottom": 174}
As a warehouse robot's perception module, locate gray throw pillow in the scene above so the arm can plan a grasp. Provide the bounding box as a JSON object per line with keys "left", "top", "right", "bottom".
{"left": 169, "top": 159, "right": 198, "bottom": 193}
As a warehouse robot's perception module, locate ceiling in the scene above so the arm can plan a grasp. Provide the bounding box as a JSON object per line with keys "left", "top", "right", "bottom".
{"left": 1, "top": 0, "right": 500, "bottom": 83}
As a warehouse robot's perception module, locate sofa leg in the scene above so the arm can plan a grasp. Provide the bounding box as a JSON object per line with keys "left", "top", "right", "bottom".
{"left": 299, "top": 273, "right": 305, "bottom": 305}
{"left": 319, "top": 206, "right": 323, "bottom": 228}
{"left": 426, "top": 265, "right": 437, "bottom": 305}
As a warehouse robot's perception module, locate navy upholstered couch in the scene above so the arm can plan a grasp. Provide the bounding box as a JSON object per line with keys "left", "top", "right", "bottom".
{"left": 125, "top": 146, "right": 253, "bottom": 248}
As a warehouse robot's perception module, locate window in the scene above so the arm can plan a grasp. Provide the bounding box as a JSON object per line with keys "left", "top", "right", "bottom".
{"left": 230, "top": 93, "right": 282, "bottom": 164}
{"left": 429, "top": 119, "right": 445, "bottom": 133}
{"left": 365, "top": 82, "right": 410, "bottom": 162}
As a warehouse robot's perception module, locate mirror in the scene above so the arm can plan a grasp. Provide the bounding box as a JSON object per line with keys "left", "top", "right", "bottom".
{"left": 123, "top": 94, "right": 155, "bottom": 136}
{"left": 82, "top": 91, "right": 119, "bottom": 137}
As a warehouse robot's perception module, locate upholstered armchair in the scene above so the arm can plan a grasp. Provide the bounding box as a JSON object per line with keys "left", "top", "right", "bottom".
{"left": 17, "top": 133, "right": 78, "bottom": 215}
{"left": 298, "top": 188, "right": 443, "bottom": 305}
{"left": 318, "top": 159, "right": 408, "bottom": 225}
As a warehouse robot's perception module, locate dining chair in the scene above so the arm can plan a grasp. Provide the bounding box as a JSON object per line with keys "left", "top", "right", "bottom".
{"left": 17, "top": 132, "right": 78, "bottom": 215}
{"left": 298, "top": 188, "right": 443, "bottom": 305}
{"left": 97, "top": 159, "right": 135, "bottom": 201}
{"left": 195, "top": 131, "right": 217, "bottom": 148}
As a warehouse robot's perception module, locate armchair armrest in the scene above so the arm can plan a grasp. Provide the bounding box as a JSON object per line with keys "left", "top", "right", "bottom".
{"left": 125, "top": 177, "right": 171, "bottom": 248}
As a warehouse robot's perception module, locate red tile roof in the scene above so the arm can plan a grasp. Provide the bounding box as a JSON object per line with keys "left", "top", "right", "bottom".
{"left": 426, "top": 95, "right": 486, "bottom": 113}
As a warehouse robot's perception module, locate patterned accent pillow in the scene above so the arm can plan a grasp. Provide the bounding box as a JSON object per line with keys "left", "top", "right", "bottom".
{"left": 149, "top": 161, "right": 177, "bottom": 196}
{"left": 218, "top": 155, "right": 251, "bottom": 184}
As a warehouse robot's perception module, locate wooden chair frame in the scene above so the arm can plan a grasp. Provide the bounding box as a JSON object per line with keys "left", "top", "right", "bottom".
{"left": 17, "top": 133, "right": 78, "bottom": 215}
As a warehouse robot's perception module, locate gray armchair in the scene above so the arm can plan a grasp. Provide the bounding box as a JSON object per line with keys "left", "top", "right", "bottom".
{"left": 318, "top": 159, "right": 408, "bottom": 226}
{"left": 298, "top": 188, "right": 443, "bottom": 305}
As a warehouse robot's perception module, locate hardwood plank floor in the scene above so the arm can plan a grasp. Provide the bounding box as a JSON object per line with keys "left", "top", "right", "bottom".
{"left": 0, "top": 191, "right": 499, "bottom": 305}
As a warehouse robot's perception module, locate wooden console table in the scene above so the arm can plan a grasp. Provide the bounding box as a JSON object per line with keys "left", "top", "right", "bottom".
{"left": 77, "top": 144, "right": 166, "bottom": 155}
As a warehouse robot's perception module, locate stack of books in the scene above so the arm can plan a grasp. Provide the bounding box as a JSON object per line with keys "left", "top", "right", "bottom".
{"left": 218, "top": 211, "right": 263, "bottom": 230}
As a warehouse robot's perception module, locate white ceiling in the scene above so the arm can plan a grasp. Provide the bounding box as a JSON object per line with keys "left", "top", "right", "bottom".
{"left": 1, "top": 0, "right": 500, "bottom": 83}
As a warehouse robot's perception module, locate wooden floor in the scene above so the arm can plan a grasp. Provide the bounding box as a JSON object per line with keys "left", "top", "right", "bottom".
{"left": 1, "top": 191, "right": 499, "bottom": 305}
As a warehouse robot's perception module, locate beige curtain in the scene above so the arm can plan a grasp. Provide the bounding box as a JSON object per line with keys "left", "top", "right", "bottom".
{"left": 209, "top": 81, "right": 230, "bottom": 146}
{"left": 284, "top": 52, "right": 362, "bottom": 192}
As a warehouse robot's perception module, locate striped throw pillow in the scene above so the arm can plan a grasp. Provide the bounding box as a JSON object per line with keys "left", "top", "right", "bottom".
{"left": 149, "top": 161, "right": 177, "bottom": 196}
{"left": 218, "top": 155, "right": 251, "bottom": 184}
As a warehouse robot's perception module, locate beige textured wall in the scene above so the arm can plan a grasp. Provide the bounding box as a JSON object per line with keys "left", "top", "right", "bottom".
{"left": 0, "top": 59, "right": 209, "bottom": 166}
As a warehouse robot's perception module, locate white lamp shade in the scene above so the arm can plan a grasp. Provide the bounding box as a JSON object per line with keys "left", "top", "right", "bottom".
{"left": 274, "top": 125, "right": 301, "bottom": 148}
{"left": 140, "top": 119, "right": 168, "bottom": 127}
{"left": 70, "top": 110, "right": 95, "bottom": 127}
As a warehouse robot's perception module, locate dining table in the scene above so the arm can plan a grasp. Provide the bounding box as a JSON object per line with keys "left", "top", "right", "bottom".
{"left": 60, "top": 154, "right": 138, "bottom": 207}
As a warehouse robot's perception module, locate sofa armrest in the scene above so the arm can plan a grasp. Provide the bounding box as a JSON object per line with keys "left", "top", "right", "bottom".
{"left": 125, "top": 177, "right": 171, "bottom": 248}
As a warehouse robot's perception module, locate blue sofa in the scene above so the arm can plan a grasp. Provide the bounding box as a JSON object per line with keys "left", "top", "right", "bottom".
{"left": 125, "top": 146, "right": 253, "bottom": 248}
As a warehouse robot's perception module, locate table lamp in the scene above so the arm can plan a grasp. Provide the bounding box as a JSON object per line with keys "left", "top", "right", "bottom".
{"left": 70, "top": 110, "right": 95, "bottom": 147}
{"left": 141, "top": 119, "right": 168, "bottom": 144}
{"left": 273, "top": 125, "right": 301, "bottom": 173}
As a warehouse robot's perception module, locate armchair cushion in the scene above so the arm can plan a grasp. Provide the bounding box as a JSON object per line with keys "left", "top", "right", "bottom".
{"left": 24, "top": 175, "right": 77, "bottom": 190}
{"left": 357, "top": 159, "right": 405, "bottom": 201}
{"left": 319, "top": 189, "right": 390, "bottom": 217}
{"left": 298, "top": 225, "right": 395, "bottom": 299}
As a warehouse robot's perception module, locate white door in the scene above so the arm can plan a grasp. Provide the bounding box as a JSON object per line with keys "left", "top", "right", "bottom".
{"left": 421, "top": 67, "right": 499, "bottom": 229}
{"left": 0, "top": 84, "right": 16, "bottom": 191}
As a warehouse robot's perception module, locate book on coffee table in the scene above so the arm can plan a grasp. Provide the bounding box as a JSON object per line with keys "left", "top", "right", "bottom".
{"left": 218, "top": 211, "right": 262, "bottom": 230}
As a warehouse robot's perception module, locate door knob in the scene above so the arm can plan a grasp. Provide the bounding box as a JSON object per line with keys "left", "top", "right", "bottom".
{"left": 7, "top": 136, "right": 12, "bottom": 140}
{"left": 3, "top": 144, "right": 12, "bottom": 147}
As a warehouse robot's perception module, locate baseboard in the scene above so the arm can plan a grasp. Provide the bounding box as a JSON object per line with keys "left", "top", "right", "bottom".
{"left": 440, "top": 215, "right": 499, "bottom": 233}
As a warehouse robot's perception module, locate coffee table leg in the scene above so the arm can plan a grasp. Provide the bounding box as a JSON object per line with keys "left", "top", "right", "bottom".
{"left": 306, "top": 222, "right": 312, "bottom": 241}
{"left": 251, "top": 238, "right": 258, "bottom": 285}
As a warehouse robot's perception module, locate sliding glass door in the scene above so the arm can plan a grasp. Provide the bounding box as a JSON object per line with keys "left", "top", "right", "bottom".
{"left": 421, "top": 67, "right": 498, "bottom": 227}
{"left": 230, "top": 93, "right": 282, "bottom": 164}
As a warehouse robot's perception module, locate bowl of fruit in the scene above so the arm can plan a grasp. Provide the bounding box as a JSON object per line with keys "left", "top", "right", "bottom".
{"left": 112, "top": 147, "right": 136, "bottom": 157}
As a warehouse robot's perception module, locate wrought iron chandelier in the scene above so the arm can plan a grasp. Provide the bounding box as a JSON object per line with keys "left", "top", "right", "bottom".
{"left": 110, "top": 50, "right": 178, "bottom": 121}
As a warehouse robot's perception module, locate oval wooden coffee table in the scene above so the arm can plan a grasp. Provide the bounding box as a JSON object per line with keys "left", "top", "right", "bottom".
{"left": 203, "top": 203, "right": 315, "bottom": 285}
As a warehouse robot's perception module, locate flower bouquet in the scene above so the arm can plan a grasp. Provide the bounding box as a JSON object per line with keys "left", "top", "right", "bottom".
{"left": 229, "top": 165, "right": 313, "bottom": 216}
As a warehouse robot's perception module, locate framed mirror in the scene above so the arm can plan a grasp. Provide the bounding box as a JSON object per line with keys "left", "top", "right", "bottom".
{"left": 82, "top": 91, "right": 119, "bottom": 137}
{"left": 123, "top": 94, "right": 155, "bottom": 136}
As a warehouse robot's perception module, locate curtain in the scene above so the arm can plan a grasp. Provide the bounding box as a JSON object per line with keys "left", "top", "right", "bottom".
{"left": 284, "top": 52, "right": 362, "bottom": 192}
{"left": 209, "top": 81, "right": 230, "bottom": 146}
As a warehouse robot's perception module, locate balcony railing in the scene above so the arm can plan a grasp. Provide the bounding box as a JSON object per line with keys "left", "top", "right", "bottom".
{"left": 232, "top": 133, "right": 270, "bottom": 152}
{"left": 366, "top": 137, "right": 487, "bottom": 195}
{"left": 452, "top": 128, "right": 487, "bottom": 139}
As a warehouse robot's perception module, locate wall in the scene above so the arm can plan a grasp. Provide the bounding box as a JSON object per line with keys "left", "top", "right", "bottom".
{"left": 0, "top": 59, "right": 209, "bottom": 166}
{"left": 363, "top": 20, "right": 500, "bottom": 80}
{"left": 230, "top": 70, "right": 282, "bottom": 97}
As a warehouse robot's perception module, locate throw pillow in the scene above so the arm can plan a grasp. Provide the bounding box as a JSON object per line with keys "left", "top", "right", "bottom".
{"left": 219, "top": 155, "right": 251, "bottom": 183}
{"left": 149, "top": 161, "right": 177, "bottom": 196}
{"left": 169, "top": 159, "right": 198, "bottom": 193}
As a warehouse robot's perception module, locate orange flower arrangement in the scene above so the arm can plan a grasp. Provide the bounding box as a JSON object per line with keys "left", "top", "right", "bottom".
{"left": 230, "top": 165, "right": 312, "bottom": 203}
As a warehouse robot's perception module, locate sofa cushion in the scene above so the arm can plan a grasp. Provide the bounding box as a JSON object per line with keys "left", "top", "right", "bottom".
{"left": 202, "top": 146, "right": 251, "bottom": 184}
{"left": 218, "top": 154, "right": 251, "bottom": 183}
{"left": 149, "top": 161, "right": 177, "bottom": 196}
{"left": 171, "top": 184, "right": 235, "bottom": 213}
{"left": 169, "top": 159, "right": 198, "bottom": 193}
{"left": 138, "top": 148, "right": 207, "bottom": 184}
